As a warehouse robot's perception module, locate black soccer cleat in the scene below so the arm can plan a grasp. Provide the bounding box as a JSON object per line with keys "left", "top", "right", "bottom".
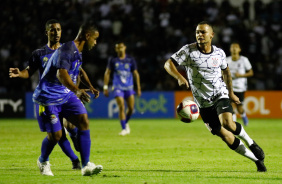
{"left": 72, "top": 158, "right": 81, "bottom": 170}
{"left": 70, "top": 135, "right": 80, "bottom": 152}
{"left": 249, "top": 141, "right": 265, "bottom": 161}
{"left": 255, "top": 160, "right": 267, "bottom": 172}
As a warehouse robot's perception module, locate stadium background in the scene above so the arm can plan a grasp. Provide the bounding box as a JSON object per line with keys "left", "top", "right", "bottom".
{"left": 1, "top": 0, "right": 282, "bottom": 118}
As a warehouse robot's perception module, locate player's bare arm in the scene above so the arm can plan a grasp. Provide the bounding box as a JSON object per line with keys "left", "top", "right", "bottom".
{"left": 164, "top": 59, "right": 189, "bottom": 88}
{"left": 235, "top": 69, "right": 254, "bottom": 78}
{"left": 133, "top": 70, "right": 141, "bottom": 97}
{"left": 9, "top": 68, "right": 29, "bottom": 78}
{"left": 103, "top": 68, "right": 111, "bottom": 97}
{"left": 57, "top": 68, "right": 90, "bottom": 103}
{"left": 222, "top": 67, "right": 240, "bottom": 104}
{"left": 79, "top": 68, "right": 99, "bottom": 99}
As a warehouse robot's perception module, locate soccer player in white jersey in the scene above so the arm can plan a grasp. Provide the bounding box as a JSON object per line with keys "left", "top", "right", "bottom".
{"left": 226, "top": 43, "right": 253, "bottom": 126}
{"left": 164, "top": 21, "right": 266, "bottom": 172}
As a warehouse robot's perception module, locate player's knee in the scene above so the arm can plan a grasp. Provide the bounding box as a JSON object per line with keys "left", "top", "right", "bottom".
{"left": 127, "top": 108, "right": 134, "bottom": 115}
{"left": 47, "top": 132, "right": 62, "bottom": 143}
{"left": 78, "top": 115, "right": 89, "bottom": 130}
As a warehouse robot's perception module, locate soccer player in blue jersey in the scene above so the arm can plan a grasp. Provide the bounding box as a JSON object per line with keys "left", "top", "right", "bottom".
{"left": 9, "top": 19, "right": 81, "bottom": 171}
{"left": 32, "top": 22, "right": 102, "bottom": 176}
{"left": 103, "top": 42, "right": 141, "bottom": 136}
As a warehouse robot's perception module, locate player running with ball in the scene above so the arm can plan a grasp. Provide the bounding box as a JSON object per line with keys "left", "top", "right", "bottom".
{"left": 164, "top": 21, "right": 266, "bottom": 172}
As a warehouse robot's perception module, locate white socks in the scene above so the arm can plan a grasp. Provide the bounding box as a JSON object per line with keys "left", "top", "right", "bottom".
{"left": 237, "top": 125, "right": 254, "bottom": 146}
{"left": 235, "top": 140, "right": 258, "bottom": 162}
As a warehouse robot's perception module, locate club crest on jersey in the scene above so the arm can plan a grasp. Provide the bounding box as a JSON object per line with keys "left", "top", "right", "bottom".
{"left": 50, "top": 114, "right": 58, "bottom": 124}
{"left": 124, "top": 63, "right": 129, "bottom": 69}
{"left": 115, "top": 63, "right": 119, "bottom": 68}
{"left": 211, "top": 57, "right": 219, "bottom": 67}
{"left": 43, "top": 57, "right": 49, "bottom": 63}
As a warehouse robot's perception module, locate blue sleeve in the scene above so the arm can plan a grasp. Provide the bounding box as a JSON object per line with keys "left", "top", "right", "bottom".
{"left": 55, "top": 48, "right": 72, "bottom": 71}
{"left": 28, "top": 51, "right": 40, "bottom": 71}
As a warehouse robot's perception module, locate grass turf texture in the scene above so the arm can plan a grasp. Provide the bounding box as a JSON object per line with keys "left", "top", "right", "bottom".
{"left": 0, "top": 118, "right": 282, "bottom": 184}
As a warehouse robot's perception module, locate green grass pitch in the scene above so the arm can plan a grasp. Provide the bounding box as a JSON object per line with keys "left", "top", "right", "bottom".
{"left": 0, "top": 118, "right": 282, "bottom": 184}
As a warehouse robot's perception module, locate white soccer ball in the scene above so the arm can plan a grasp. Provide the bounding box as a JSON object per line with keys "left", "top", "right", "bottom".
{"left": 176, "top": 99, "right": 200, "bottom": 123}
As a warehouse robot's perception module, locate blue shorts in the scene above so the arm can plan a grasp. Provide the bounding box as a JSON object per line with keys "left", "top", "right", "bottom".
{"left": 113, "top": 89, "right": 135, "bottom": 99}
{"left": 36, "top": 93, "right": 87, "bottom": 133}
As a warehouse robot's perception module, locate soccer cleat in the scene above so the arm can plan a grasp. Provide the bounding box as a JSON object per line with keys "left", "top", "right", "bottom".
{"left": 242, "top": 116, "right": 249, "bottom": 126}
{"left": 126, "top": 124, "right": 130, "bottom": 134}
{"left": 119, "top": 129, "right": 129, "bottom": 136}
{"left": 81, "top": 162, "right": 103, "bottom": 176}
{"left": 255, "top": 160, "right": 267, "bottom": 172}
{"left": 37, "top": 158, "right": 54, "bottom": 176}
{"left": 249, "top": 141, "right": 265, "bottom": 161}
{"left": 72, "top": 158, "right": 81, "bottom": 170}
{"left": 70, "top": 135, "right": 80, "bottom": 152}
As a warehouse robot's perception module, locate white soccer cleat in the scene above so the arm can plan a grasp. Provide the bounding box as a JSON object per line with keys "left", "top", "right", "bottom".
{"left": 81, "top": 162, "right": 103, "bottom": 176}
{"left": 119, "top": 129, "right": 129, "bottom": 136}
{"left": 37, "top": 158, "right": 54, "bottom": 176}
{"left": 126, "top": 124, "right": 130, "bottom": 134}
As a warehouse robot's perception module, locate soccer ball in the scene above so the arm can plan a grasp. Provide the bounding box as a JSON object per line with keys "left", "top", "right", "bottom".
{"left": 176, "top": 100, "right": 199, "bottom": 123}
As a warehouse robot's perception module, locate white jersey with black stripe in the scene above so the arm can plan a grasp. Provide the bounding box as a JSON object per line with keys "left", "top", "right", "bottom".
{"left": 171, "top": 43, "right": 229, "bottom": 108}
{"left": 226, "top": 55, "right": 252, "bottom": 92}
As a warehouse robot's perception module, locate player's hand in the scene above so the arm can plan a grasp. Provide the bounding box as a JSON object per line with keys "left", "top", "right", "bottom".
{"left": 89, "top": 86, "right": 99, "bottom": 99}
{"left": 178, "top": 75, "right": 189, "bottom": 89}
{"left": 229, "top": 93, "right": 241, "bottom": 104}
{"left": 103, "top": 89, "right": 109, "bottom": 97}
{"left": 9, "top": 68, "right": 21, "bottom": 78}
{"left": 235, "top": 72, "right": 241, "bottom": 78}
{"left": 75, "top": 89, "right": 91, "bottom": 103}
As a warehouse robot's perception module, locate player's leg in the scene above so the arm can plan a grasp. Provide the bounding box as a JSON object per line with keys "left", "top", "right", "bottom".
{"left": 124, "top": 91, "right": 135, "bottom": 134}
{"left": 226, "top": 119, "right": 265, "bottom": 161}
{"left": 216, "top": 99, "right": 266, "bottom": 171}
{"left": 237, "top": 103, "right": 248, "bottom": 126}
{"left": 62, "top": 93, "right": 102, "bottom": 176}
{"left": 36, "top": 104, "right": 63, "bottom": 176}
{"left": 218, "top": 99, "right": 265, "bottom": 160}
{"left": 201, "top": 100, "right": 266, "bottom": 172}
{"left": 235, "top": 92, "right": 248, "bottom": 126}
{"left": 58, "top": 117, "right": 81, "bottom": 169}
{"left": 63, "top": 118, "right": 80, "bottom": 152}
{"left": 115, "top": 96, "right": 128, "bottom": 135}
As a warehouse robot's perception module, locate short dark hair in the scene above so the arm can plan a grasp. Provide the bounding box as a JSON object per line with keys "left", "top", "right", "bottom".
{"left": 198, "top": 21, "right": 213, "bottom": 31}
{"left": 79, "top": 22, "right": 98, "bottom": 36}
{"left": 45, "top": 19, "right": 60, "bottom": 30}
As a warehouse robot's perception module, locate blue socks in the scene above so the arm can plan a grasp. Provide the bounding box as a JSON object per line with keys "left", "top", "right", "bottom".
{"left": 78, "top": 130, "right": 91, "bottom": 167}
{"left": 126, "top": 114, "right": 131, "bottom": 124}
{"left": 58, "top": 137, "right": 78, "bottom": 161}
{"left": 39, "top": 137, "right": 56, "bottom": 162}
{"left": 120, "top": 120, "right": 126, "bottom": 129}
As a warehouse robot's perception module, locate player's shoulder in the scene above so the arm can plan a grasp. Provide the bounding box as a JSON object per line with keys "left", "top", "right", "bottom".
{"left": 32, "top": 45, "right": 48, "bottom": 54}
{"left": 125, "top": 54, "right": 136, "bottom": 61}
{"left": 212, "top": 45, "right": 226, "bottom": 57}
{"left": 240, "top": 55, "right": 249, "bottom": 60}
{"left": 226, "top": 55, "right": 232, "bottom": 61}
{"left": 183, "top": 43, "right": 197, "bottom": 51}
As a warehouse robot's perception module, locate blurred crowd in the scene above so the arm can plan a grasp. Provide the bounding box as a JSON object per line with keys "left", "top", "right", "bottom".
{"left": 1, "top": 0, "right": 282, "bottom": 95}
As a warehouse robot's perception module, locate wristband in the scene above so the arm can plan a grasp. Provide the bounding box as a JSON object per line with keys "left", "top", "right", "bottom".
{"left": 103, "top": 85, "right": 108, "bottom": 90}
